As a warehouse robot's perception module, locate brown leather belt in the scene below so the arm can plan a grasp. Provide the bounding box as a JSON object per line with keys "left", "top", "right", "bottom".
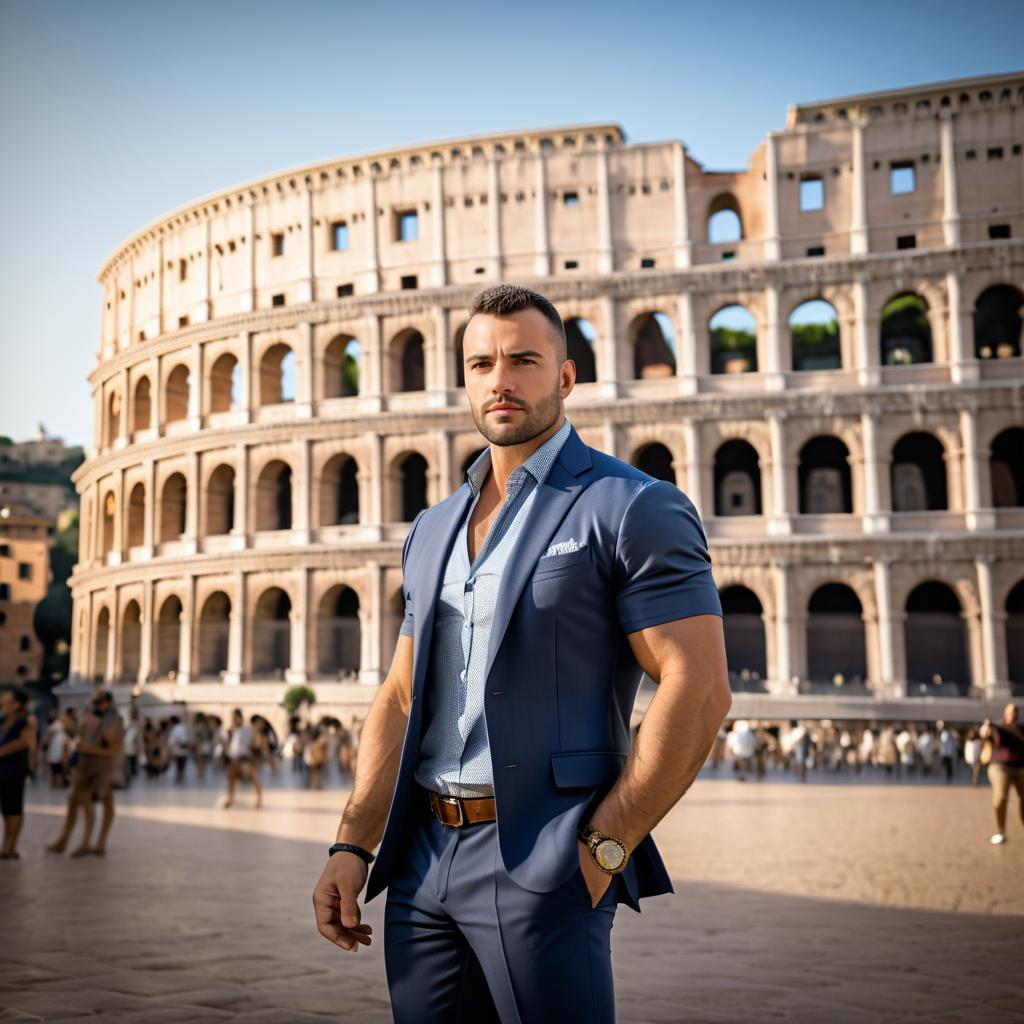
{"left": 426, "top": 787, "right": 497, "bottom": 827}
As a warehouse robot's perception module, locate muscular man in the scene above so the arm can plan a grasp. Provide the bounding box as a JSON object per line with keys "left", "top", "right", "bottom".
{"left": 313, "top": 284, "right": 731, "bottom": 1022}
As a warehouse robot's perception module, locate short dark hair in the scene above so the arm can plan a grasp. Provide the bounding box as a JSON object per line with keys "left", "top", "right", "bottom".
{"left": 5, "top": 685, "right": 29, "bottom": 710}
{"left": 468, "top": 284, "right": 567, "bottom": 363}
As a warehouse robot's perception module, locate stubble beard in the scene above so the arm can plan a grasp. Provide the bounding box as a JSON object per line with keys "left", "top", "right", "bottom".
{"left": 473, "top": 378, "right": 562, "bottom": 447}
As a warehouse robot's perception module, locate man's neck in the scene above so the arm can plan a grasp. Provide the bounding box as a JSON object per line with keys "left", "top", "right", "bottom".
{"left": 486, "top": 414, "right": 564, "bottom": 499}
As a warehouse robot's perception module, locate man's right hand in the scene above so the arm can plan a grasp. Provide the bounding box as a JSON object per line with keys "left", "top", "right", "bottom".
{"left": 313, "top": 852, "right": 373, "bottom": 952}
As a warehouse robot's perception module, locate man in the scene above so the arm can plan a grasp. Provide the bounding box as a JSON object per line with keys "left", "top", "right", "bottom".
{"left": 222, "top": 708, "right": 262, "bottom": 809}
{"left": 979, "top": 703, "right": 1024, "bottom": 845}
{"left": 312, "top": 284, "right": 731, "bottom": 1021}
{"left": 167, "top": 715, "right": 191, "bottom": 784}
{"left": 47, "top": 687, "right": 124, "bottom": 857}
{"left": 0, "top": 686, "right": 34, "bottom": 859}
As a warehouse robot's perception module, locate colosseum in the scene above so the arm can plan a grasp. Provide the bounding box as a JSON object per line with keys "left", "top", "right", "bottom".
{"left": 67, "top": 71, "right": 1024, "bottom": 730}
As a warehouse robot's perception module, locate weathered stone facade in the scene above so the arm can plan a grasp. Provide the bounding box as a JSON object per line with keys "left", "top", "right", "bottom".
{"left": 69, "top": 73, "right": 1024, "bottom": 727}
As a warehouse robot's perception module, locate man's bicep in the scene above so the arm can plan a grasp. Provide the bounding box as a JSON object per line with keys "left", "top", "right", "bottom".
{"left": 626, "top": 614, "right": 729, "bottom": 695}
{"left": 384, "top": 634, "right": 415, "bottom": 715}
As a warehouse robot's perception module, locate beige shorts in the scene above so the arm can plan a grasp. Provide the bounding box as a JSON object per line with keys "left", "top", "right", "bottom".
{"left": 988, "top": 762, "right": 1024, "bottom": 805}
{"left": 74, "top": 756, "right": 114, "bottom": 798}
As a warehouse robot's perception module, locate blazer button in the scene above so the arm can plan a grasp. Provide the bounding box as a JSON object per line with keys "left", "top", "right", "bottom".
{"left": 504, "top": 763, "right": 519, "bottom": 769}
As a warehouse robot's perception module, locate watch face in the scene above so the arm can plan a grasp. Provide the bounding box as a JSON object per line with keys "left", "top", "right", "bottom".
{"left": 594, "top": 838, "right": 625, "bottom": 871}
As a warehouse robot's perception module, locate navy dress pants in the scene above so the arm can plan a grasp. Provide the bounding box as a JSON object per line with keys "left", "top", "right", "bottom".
{"left": 384, "top": 797, "right": 620, "bottom": 1023}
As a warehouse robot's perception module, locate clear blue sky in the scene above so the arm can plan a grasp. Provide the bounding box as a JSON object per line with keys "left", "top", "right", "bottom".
{"left": 1, "top": 0, "right": 1020, "bottom": 448}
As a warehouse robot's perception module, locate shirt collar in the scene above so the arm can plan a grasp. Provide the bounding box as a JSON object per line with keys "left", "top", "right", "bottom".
{"left": 465, "top": 416, "right": 572, "bottom": 496}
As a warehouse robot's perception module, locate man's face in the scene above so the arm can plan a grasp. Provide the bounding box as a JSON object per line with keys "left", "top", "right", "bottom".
{"left": 1004, "top": 703, "right": 1018, "bottom": 727}
{"left": 462, "top": 308, "right": 574, "bottom": 448}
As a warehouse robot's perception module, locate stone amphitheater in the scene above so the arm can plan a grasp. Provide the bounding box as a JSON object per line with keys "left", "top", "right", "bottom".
{"left": 67, "top": 71, "right": 1024, "bottom": 729}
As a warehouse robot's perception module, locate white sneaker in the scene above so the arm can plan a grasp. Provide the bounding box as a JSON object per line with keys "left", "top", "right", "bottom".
{"left": 990, "top": 832, "right": 1007, "bottom": 845}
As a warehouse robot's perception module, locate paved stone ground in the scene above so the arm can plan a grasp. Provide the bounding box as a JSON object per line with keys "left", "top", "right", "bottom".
{"left": 1, "top": 765, "right": 1022, "bottom": 1023}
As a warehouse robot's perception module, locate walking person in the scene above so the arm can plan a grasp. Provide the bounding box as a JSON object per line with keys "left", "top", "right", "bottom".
{"left": 937, "top": 720, "right": 958, "bottom": 785}
{"left": 123, "top": 713, "right": 141, "bottom": 783}
{"left": 979, "top": 703, "right": 1024, "bottom": 846}
{"left": 44, "top": 709, "right": 70, "bottom": 788}
{"left": 192, "top": 712, "right": 213, "bottom": 781}
{"left": 46, "top": 688, "right": 124, "bottom": 857}
{"left": 0, "top": 686, "right": 35, "bottom": 859}
{"left": 964, "top": 729, "right": 983, "bottom": 786}
{"left": 222, "top": 708, "right": 263, "bottom": 809}
{"left": 311, "top": 285, "right": 730, "bottom": 1021}
{"left": 167, "top": 715, "right": 191, "bottom": 784}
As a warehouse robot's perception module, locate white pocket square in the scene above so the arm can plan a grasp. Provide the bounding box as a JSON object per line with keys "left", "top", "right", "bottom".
{"left": 542, "top": 538, "right": 587, "bottom": 558}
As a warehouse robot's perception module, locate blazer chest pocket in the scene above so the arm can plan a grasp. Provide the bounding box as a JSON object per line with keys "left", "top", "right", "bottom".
{"left": 550, "top": 750, "right": 627, "bottom": 789}
{"left": 532, "top": 546, "right": 591, "bottom": 578}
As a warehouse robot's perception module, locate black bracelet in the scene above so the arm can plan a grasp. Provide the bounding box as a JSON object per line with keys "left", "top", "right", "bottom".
{"left": 328, "top": 842, "right": 375, "bottom": 864}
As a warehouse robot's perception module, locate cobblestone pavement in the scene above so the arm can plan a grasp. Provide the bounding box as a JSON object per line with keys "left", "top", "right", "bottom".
{"left": 1, "top": 767, "right": 1022, "bottom": 1023}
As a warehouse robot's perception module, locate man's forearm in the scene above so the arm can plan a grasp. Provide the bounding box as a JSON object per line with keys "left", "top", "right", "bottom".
{"left": 589, "top": 674, "right": 730, "bottom": 851}
{"left": 335, "top": 679, "right": 410, "bottom": 850}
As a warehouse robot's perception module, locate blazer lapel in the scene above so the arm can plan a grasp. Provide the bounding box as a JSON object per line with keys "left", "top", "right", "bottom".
{"left": 411, "top": 486, "right": 472, "bottom": 701}
{"left": 483, "top": 426, "right": 593, "bottom": 682}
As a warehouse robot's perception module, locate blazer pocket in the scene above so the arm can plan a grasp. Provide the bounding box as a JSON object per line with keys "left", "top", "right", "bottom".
{"left": 533, "top": 547, "right": 591, "bottom": 577}
{"left": 550, "top": 750, "right": 627, "bottom": 789}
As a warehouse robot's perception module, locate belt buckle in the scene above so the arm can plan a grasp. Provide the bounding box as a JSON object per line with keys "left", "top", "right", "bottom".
{"left": 438, "top": 793, "right": 464, "bottom": 827}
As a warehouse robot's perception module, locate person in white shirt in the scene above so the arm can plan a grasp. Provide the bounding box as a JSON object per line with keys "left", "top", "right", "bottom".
{"left": 45, "top": 714, "right": 69, "bottom": 788}
{"left": 167, "top": 716, "right": 191, "bottom": 785}
{"left": 937, "top": 721, "right": 959, "bottom": 785}
{"left": 963, "top": 729, "right": 983, "bottom": 786}
{"left": 915, "top": 729, "right": 935, "bottom": 777}
{"left": 223, "top": 708, "right": 262, "bottom": 809}
{"left": 727, "top": 720, "right": 756, "bottom": 781}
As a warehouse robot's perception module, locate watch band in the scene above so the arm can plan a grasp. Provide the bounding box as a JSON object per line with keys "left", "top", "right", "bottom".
{"left": 328, "top": 842, "right": 375, "bottom": 864}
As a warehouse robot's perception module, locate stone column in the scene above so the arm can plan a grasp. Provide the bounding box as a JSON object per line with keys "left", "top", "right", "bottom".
{"left": 487, "top": 154, "right": 503, "bottom": 277}
{"left": 763, "top": 132, "right": 781, "bottom": 262}
{"left": 679, "top": 291, "right": 698, "bottom": 395}
{"left": 360, "top": 561, "right": 384, "bottom": 686}
{"left": 435, "top": 429, "right": 453, "bottom": 504}
{"left": 183, "top": 450, "right": 200, "bottom": 555}
{"left": 960, "top": 405, "right": 993, "bottom": 531}
{"left": 366, "top": 314, "right": 385, "bottom": 412}
{"left": 850, "top": 119, "right": 868, "bottom": 255}
{"left": 231, "top": 444, "right": 249, "bottom": 545}
{"left": 976, "top": 556, "right": 1011, "bottom": 699}
{"left": 364, "top": 175, "right": 380, "bottom": 294}
{"left": 113, "top": 466, "right": 126, "bottom": 564}
{"left": 672, "top": 142, "right": 692, "bottom": 268}
{"left": 939, "top": 108, "right": 960, "bottom": 248}
{"left": 767, "top": 411, "right": 792, "bottom": 535}
{"left": 204, "top": 217, "right": 213, "bottom": 320}
{"left": 596, "top": 142, "right": 613, "bottom": 274}
{"left": 293, "top": 438, "right": 312, "bottom": 545}
{"left": 430, "top": 305, "right": 449, "bottom": 401}
{"left": 287, "top": 567, "right": 309, "bottom": 683}
{"left": 873, "top": 559, "right": 901, "bottom": 698}
{"left": 861, "top": 411, "right": 889, "bottom": 533}
{"left": 534, "top": 149, "right": 551, "bottom": 276}
{"left": 683, "top": 420, "right": 705, "bottom": 516}
{"left": 596, "top": 294, "right": 618, "bottom": 396}
{"left": 177, "top": 574, "right": 195, "bottom": 686}
{"left": 139, "top": 582, "right": 154, "bottom": 684}
{"left": 771, "top": 561, "right": 795, "bottom": 694}
{"left": 368, "top": 430, "right": 385, "bottom": 530}
{"left": 237, "top": 330, "right": 252, "bottom": 421}
{"left": 105, "top": 589, "right": 118, "bottom": 683}
{"left": 298, "top": 186, "right": 314, "bottom": 303}
{"left": 224, "top": 570, "right": 245, "bottom": 685}
{"left": 431, "top": 160, "right": 447, "bottom": 287}
{"left": 763, "top": 284, "right": 785, "bottom": 390}
{"left": 241, "top": 198, "right": 256, "bottom": 312}
{"left": 153, "top": 355, "right": 164, "bottom": 436}
{"left": 188, "top": 341, "right": 203, "bottom": 428}
{"left": 853, "top": 277, "right": 879, "bottom": 386}
{"left": 296, "top": 321, "right": 314, "bottom": 417}
{"left": 118, "top": 368, "right": 130, "bottom": 444}
{"left": 143, "top": 458, "right": 156, "bottom": 556}
{"left": 947, "top": 269, "right": 977, "bottom": 383}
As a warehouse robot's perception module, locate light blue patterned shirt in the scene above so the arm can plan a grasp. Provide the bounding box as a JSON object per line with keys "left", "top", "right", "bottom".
{"left": 407, "top": 416, "right": 573, "bottom": 797}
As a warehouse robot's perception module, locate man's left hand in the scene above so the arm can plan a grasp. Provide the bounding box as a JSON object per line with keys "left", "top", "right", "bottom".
{"left": 577, "top": 840, "right": 614, "bottom": 908}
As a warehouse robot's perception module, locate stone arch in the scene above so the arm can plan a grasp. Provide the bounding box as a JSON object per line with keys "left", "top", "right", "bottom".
{"left": 209, "top": 353, "right": 238, "bottom": 412}
{"left": 132, "top": 376, "right": 152, "bottom": 432}
{"left": 127, "top": 483, "right": 145, "bottom": 547}
{"left": 990, "top": 427, "right": 1024, "bottom": 507}
{"left": 798, "top": 436, "right": 852, "bottom": 514}
{"left": 206, "top": 464, "right": 235, "bottom": 536}
{"left": 165, "top": 364, "right": 190, "bottom": 422}
{"left": 720, "top": 586, "right": 766, "bottom": 690}
{"left": 391, "top": 328, "right": 426, "bottom": 393}
{"left": 806, "top": 584, "right": 867, "bottom": 687}
{"left": 159, "top": 472, "right": 187, "bottom": 542}
{"left": 714, "top": 439, "right": 762, "bottom": 516}
{"left": 629, "top": 312, "right": 676, "bottom": 380}
{"left": 121, "top": 599, "right": 142, "bottom": 682}
{"left": 974, "top": 284, "right": 1023, "bottom": 360}
{"left": 564, "top": 318, "right": 597, "bottom": 383}
{"left": 106, "top": 390, "right": 121, "bottom": 445}
{"left": 155, "top": 595, "right": 182, "bottom": 677}
{"left": 93, "top": 606, "right": 110, "bottom": 681}
{"left": 253, "top": 587, "right": 291, "bottom": 676}
{"left": 789, "top": 299, "right": 841, "bottom": 372}
{"left": 891, "top": 432, "right": 948, "bottom": 511}
{"left": 904, "top": 580, "right": 970, "bottom": 697}
{"left": 709, "top": 305, "right": 757, "bottom": 374}
{"left": 259, "top": 342, "right": 295, "bottom": 406}
{"left": 325, "top": 333, "right": 361, "bottom": 398}
{"left": 399, "top": 451, "right": 428, "bottom": 522}
{"left": 317, "top": 585, "right": 361, "bottom": 676}
{"left": 632, "top": 442, "right": 675, "bottom": 484}
{"left": 320, "top": 453, "right": 360, "bottom": 526}
{"left": 880, "top": 292, "right": 933, "bottom": 365}
{"left": 707, "top": 193, "right": 743, "bottom": 243}
{"left": 198, "top": 591, "right": 231, "bottom": 678}
{"left": 256, "top": 459, "right": 292, "bottom": 531}
{"left": 101, "top": 490, "right": 116, "bottom": 558}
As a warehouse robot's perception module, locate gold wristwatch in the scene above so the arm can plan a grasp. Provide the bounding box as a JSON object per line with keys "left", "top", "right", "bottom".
{"left": 577, "top": 824, "right": 629, "bottom": 874}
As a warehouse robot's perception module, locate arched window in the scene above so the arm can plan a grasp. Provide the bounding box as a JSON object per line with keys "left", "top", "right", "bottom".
{"left": 206, "top": 465, "right": 236, "bottom": 536}
{"left": 155, "top": 596, "right": 182, "bottom": 677}
{"left": 133, "top": 377, "right": 152, "bottom": 432}
{"left": 198, "top": 591, "right": 231, "bottom": 678}
{"left": 324, "top": 334, "right": 361, "bottom": 398}
{"left": 400, "top": 453, "right": 428, "bottom": 521}
{"left": 881, "top": 293, "right": 932, "bottom": 365}
{"left": 165, "top": 364, "right": 190, "bottom": 422}
{"left": 974, "top": 285, "right": 1023, "bottom": 359}
{"left": 127, "top": 483, "right": 145, "bottom": 547}
{"left": 106, "top": 391, "right": 121, "bottom": 445}
{"left": 719, "top": 587, "right": 766, "bottom": 691}
{"left": 633, "top": 443, "right": 675, "bottom": 484}
{"left": 806, "top": 584, "right": 866, "bottom": 688}
{"left": 390, "top": 329, "right": 425, "bottom": 392}
{"left": 891, "top": 433, "right": 947, "bottom": 511}
{"left": 714, "top": 440, "right": 761, "bottom": 516}
{"left": 259, "top": 343, "right": 294, "bottom": 406}
{"left": 159, "top": 473, "right": 187, "bottom": 542}
{"left": 564, "top": 318, "right": 597, "bottom": 383}
{"left": 321, "top": 454, "right": 359, "bottom": 525}
{"left": 904, "top": 581, "right": 969, "bottom": 697}
{"left": 318, "top": 586, "right": 361, "bottom": 676}
{"left": 630, "top": 313, "right": 677, "bottom": 379}
{"left": 707, "top": 194, "right": 742, "bottom": 243}
{"left": 709, "top": 305, "right": 757, "bottom": 374}
{"left": 790, "top": 300, "right": 840, "bottom": 372}
{"left": 256, "top": 461, "right": 292, "bottom": 531}
{"left": 798, "top": 437, "right": 852, "bottom": 513}
{"left": 990, "top": 427, "right": 1024, "bottom": 507}
{"left": 209, "top": 353, "right": 238, "bottom": 412}
{"left": 121, "top": 600, "right": 142, "bottom": 682}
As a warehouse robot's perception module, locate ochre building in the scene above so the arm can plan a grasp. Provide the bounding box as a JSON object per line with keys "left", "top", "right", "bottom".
{"left": 0, "top": 506, "right": 51, "bottom": 686}
{"left": 69, "top": 72, "right": 1024, "bottom": 727}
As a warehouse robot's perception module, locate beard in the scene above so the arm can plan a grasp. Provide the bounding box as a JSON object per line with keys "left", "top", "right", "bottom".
{"left": 472, "top": 378, "right": 561, "bottom": 447}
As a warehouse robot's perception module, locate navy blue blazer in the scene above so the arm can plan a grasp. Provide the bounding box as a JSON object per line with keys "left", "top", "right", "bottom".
{"left": 365, "top": 424, "right": 723, "bottom": 909}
